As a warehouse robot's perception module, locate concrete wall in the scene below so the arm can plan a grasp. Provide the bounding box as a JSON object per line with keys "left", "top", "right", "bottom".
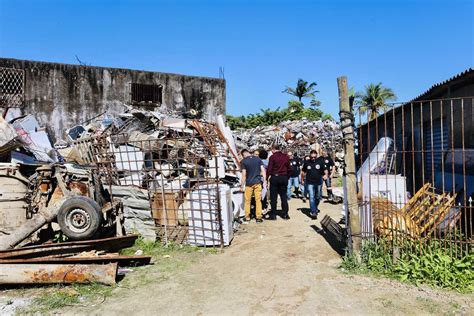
{"left": 0, "top": 58, "right": 226, "bottom": 140}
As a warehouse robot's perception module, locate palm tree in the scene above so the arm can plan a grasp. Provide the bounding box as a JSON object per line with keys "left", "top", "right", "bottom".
{"left": 355, "top": 83, "right": 396, "bottom": 120}
{"left": 282, "top": 79, "right": 319, "bottom": 105}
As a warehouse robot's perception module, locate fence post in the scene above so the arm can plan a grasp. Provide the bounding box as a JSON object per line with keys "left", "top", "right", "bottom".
{"left": 337, "top": 76, "right": 362, "bottom": 257}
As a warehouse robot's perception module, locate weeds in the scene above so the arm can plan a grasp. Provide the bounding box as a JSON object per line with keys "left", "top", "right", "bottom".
{"left": 20, "top": 238, "right": 218, "bottom": 313}
{"left": 340, "top": 239, "right": 474, "bottom": 293}
{"left": 18, "top": 283, "right": 114, "bottom": 314}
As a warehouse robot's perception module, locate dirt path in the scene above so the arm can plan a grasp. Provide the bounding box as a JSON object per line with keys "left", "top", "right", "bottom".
{"left": 65, "top": 199, "right": 473, "bottom": 315}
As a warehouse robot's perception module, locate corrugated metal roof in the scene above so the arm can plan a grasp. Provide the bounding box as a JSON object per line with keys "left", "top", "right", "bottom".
{"left": 358, "top": 68, "right": 474, "bottom": 128}
{"left": 411, "top": 67, "right": 474, "bottom": 101}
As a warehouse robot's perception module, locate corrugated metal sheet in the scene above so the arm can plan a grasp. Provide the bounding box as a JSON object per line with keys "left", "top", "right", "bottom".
{"left": 412, "top": 68, "right": 474, "bottom": 102}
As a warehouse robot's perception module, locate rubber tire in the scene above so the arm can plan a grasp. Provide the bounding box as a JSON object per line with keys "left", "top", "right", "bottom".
{"left": 57, "top": 196, "right": 102, "bottom": 240}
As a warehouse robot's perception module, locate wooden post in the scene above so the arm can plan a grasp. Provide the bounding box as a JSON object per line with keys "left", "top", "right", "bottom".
{"left": 337, "top": 76, "right": 361, "bottom": 256}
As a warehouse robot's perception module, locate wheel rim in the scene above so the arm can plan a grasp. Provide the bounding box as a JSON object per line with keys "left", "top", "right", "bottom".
{"left": 66, "top": 208, "right": 91, "bottom": 233}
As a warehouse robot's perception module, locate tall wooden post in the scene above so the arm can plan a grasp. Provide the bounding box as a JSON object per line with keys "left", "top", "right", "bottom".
{"left": 337, "top": 76, "right": 361, "bottom": 256}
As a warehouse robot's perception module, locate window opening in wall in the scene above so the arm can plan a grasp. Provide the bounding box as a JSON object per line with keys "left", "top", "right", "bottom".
{"left": 131, "top": 83, "right": 163, "bottom": 105}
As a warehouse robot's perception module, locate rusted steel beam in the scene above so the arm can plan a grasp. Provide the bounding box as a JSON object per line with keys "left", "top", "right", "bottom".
{"left": 0, "top": 255, "right": 151, "bottom": 266}
{"left": 0, "top": 263, "right": 117, "bottom": 285}
{"left": 0, "top": 235, "right": 138, "bottom": 259}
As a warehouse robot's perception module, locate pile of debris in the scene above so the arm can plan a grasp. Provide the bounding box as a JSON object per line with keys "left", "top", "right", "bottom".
{"left": 0, "top": 103, "right": 242, "bottom": 254}
{"left": 232, "top": 119, "right": 343, "bottom": 152}
{"left": 0, "top": 235, "right": 150, "bottom": 285}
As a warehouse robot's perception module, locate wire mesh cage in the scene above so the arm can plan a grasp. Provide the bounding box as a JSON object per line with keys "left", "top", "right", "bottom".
{"left": 71, "top": 121, "right": 238, "bottom": 247}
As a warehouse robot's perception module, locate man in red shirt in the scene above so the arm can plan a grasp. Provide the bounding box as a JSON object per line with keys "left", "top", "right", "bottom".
{"left": 266, "top": 144, "right": 292, "bottom": 220}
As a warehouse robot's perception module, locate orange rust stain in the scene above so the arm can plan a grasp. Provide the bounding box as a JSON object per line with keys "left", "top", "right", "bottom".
{"left": 49, "top": 187, "right": 64, "bottom": 204}
{"left": 67, "top": 182, "right": 88, "bottom": 196}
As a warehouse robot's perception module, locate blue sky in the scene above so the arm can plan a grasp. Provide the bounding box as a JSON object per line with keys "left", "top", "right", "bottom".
{"left": 0, "top": 0, "right": 472, "bottom": 119}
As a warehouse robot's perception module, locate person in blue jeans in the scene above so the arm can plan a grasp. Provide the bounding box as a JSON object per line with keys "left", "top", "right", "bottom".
{"left": 302, "top": 150, "right": 328, "bottom": 218}
{"left": 301, "top": 155, "right": 310, "bottom": 203}
{"left": 287, "top": 151, "right": 302, "bottom": 200}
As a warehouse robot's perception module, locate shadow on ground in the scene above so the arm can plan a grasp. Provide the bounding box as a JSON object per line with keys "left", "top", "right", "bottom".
{"left": 298, "top": 207, "right": 318, "bottom": 220}
{"left": 310, "top": 224, "right": 345, "bottom": 256}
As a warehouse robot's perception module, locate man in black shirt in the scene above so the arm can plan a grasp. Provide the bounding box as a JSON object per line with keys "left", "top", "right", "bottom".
{"left": 321, "top": 149, "right": 336, "bottom": 200}
{"left": 302, "top": 149, "right": 328, "bottom": 218}
{"left": 287, "top": 151, "right": 302, "bottom": 200}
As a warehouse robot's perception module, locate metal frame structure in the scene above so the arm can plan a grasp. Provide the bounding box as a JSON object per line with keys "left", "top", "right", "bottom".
{"left": 356, "top": 97, "right": 473, "bottom": 257}
{"left": 71, "top": 121, "right": 237, "bottom": 247}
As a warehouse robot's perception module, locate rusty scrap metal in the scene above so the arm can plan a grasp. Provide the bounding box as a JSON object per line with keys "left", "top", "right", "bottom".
{"left": 0, "top": 235, "right": 138, "bottom": 259}
{"left": 0, "top": 263, "right": 117, "bottom": 285}
{"left": 0, "top": 255, "right": 151, "bottom": 266}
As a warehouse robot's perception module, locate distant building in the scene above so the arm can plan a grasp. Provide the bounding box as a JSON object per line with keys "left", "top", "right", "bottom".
{"left": 0, "top": 58, "right": 226, "bottom": 139}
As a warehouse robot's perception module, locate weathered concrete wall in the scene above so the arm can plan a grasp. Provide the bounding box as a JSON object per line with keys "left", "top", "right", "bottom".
{"left": 0, "top": 58, "right": 226, "bottom": 140}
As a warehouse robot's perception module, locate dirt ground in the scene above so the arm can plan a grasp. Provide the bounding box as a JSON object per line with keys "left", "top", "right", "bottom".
{"left": 2, "top": 197, "right": 473, "bottom": 315}
{"left": 57, "top": 197, "right": 472, "bottom": 315}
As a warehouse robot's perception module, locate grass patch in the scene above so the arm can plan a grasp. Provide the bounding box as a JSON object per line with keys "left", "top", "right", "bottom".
{"left": 18, "top": 283, "right": 114, "bottom": 314}
{"left": 332, "top": 176, "right": 343, "bottom": 187}
{"left": 119, "top": 237, "right": 219, "bottom": 286}
{"left": 340, "top": 239, "right": 474, "bottom": 293}
{"left": 19, "top": 238, "right": 218, "bottom": 313}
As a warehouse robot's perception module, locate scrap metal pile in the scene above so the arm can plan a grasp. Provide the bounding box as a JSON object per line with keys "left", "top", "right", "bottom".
{"left": 0, "top": 105, "right": 241, "bottom": 285}
{"left": 232, "top": 119, "right": 343, "bottom": 152}
{"left": 0, "top": 235, "right": 150, "bottom": 285}
{"left": 0, "top": 106, "right": 241, "bottom": 243}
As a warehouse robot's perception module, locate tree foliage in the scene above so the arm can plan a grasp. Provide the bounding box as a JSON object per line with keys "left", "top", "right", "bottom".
{"left": 226, "top": 78, "right": 332, "bottom": 130}
{"left": 355, "top": 83, "right": 396, "bottom": 120}
{"left": 283, "top": 78, "right": 320, "bottom": 106}
{"left": 226, "top": 101, "right": 332, "bottom": 130}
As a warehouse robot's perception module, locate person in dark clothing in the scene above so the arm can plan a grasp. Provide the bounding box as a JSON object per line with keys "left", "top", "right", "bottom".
{"left": 302, "top": 150, "right": 328, "bottom": 218}
{"left": 321, "top": 149, "right": 336, "bottom": 200}
{"left": 240, "top": 149, "right": 266, "bottom": 223}
{"left": 301, "top": 155, "right": 310, "bottom": 203}
{"left": 266, "top": 144, "right": 292, "bottom": 220}
{"left": 287, "top": 151, "right": 302, "bottom": 200}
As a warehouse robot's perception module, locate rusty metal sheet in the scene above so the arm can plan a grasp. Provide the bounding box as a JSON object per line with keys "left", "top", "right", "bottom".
{"left": 0, "top": 255, "right": 151, "bottom": 266}
{"left": 0, "top": 235, "right": 138, "bottom": 259}
{"left": 0, "top": 263, "right": 117, "bottom": 285}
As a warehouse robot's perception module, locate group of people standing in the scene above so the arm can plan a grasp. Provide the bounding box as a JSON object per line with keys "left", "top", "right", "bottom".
{"left": 240, "top": 144, "right": 335, "bottom": 223}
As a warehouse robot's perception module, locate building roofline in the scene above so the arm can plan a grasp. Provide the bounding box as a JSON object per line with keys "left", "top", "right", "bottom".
{"left": 358, "top": 67, "right": 474, "bottom": 129}
{"left": 410, "top": 68, "right": 474, "bottom": 102}
{"left": 0, "top": 57, "right": 225, "bottom": 82}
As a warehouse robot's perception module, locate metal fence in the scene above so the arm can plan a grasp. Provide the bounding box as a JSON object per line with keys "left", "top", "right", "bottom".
{"left": 0, "top": 67, "right": 24, "bottom": 108}
{"left": 356, "top": 97, "right": 473, "bottom": 257}
{"left": 71, "top": 123, "right": 238, "bottom": 247}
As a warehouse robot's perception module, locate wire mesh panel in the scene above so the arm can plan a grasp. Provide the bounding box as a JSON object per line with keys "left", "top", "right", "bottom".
{"left": 356, "top": 97, "right": 473, "bottom": 257}
{"left": 71, "top": 122, "right": 236, "bottom": 247}
{"left": 0, "top": 67, "right": 24, "bottom": 108}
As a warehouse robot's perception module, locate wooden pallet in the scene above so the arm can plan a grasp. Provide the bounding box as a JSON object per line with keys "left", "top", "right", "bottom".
{"left": 371, "top": 183, "right": 458, "bottom": 239}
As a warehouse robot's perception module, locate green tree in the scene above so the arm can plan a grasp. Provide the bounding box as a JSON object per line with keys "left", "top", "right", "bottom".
{"left": 356, "top": 83, "right": 396, "bottom": 120}
{"left": 282, "top": 79, "right": 319, "bottom": 105}
{"left": 287, "top": 100, "right": 304, "bottom": 113}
